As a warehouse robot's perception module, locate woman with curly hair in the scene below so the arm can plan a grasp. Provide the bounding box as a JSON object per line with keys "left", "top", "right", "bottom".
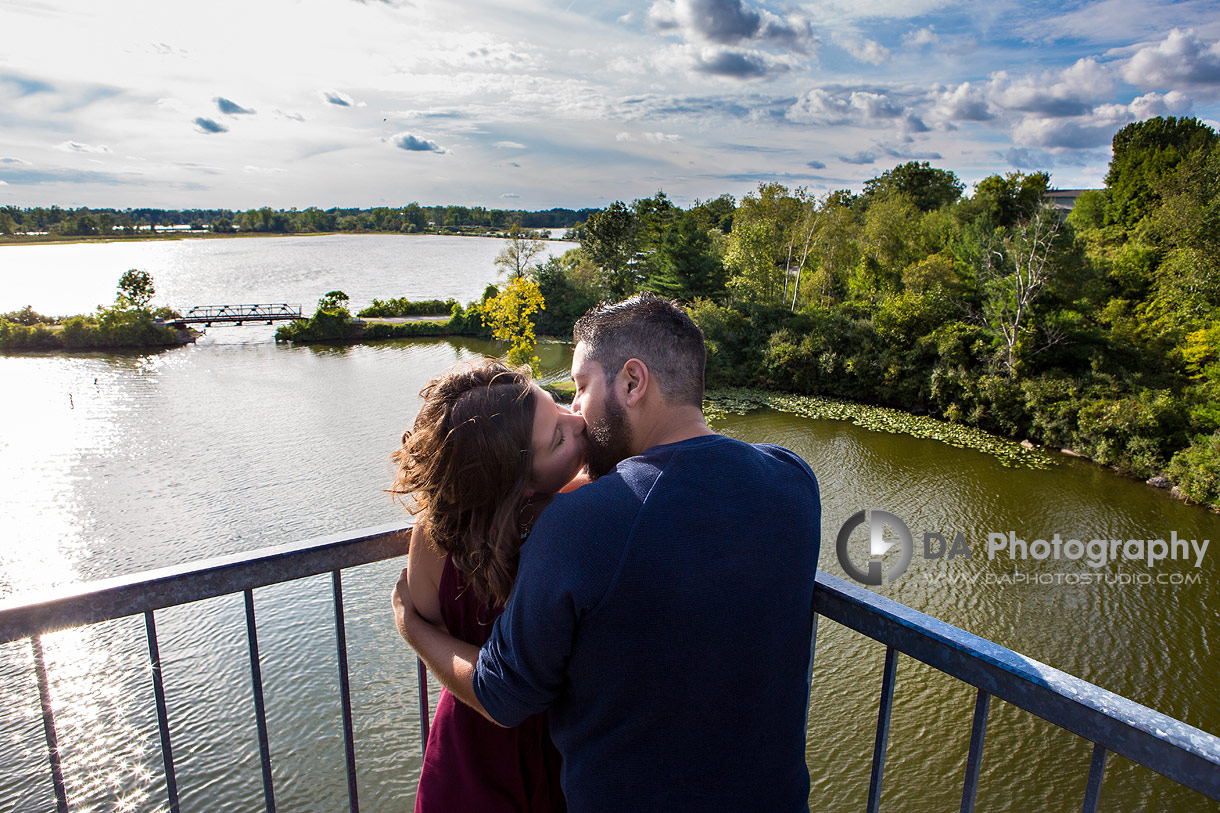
{"left": 392, "top": 358, "right": 587, "bottom": 812}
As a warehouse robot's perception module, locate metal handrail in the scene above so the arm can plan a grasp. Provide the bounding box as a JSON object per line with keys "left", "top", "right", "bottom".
{"left": 2, "top": 528, "right": 1218, "bottom": 812}
{"left": 0, "top": 522, "right": 410, "bottom": 813}
{"left": 812, "top": 571, "right": 1220, "bottom": 809}
{"left": 0, "top": 523, "right": 408, "bottom": 643}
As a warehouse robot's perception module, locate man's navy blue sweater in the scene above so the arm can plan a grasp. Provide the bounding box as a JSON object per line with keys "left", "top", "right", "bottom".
{"left": 474, "top": 434, "right": 821, "bottom": 812}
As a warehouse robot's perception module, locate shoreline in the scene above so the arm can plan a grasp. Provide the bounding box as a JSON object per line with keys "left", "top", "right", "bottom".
{"left": 0, "top": 229, "right": 575, "bottom": 248}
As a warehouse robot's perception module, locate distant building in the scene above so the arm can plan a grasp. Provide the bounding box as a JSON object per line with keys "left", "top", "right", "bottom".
{"left": 1044, "top": 189, "right": 1097, "bottom": 211}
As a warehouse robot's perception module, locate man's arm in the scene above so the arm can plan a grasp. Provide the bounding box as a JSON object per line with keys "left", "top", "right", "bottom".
{"left": 391, "top": 568, "right": 505, "bottom": 726}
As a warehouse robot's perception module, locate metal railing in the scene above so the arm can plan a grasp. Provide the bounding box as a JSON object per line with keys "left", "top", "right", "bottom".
{"left": 1, "top": 525, "right": 1218, "bottom": 812}
{"left": 811, "top": 571, "right": 1220, "bottom": 811}
{"left": 0, "top": 522, "right": 410, "bottom": 813}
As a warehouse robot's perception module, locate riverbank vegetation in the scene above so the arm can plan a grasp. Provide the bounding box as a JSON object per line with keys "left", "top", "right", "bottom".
{"left": 0, "top": 270, "right": 183, "bottom": 350}
{"left": 281, "top": 116, "right": 1217, "bottom": 508}
{"left": 355, "top": 298, "right": 457, "bottom": 318}
{"left": 0, "top": 203, "right": 593, "bottom": 241}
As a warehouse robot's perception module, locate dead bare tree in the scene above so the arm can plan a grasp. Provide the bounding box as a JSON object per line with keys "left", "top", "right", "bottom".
{"left": 978, "top": 204, "right": 1063, "bottom": 378}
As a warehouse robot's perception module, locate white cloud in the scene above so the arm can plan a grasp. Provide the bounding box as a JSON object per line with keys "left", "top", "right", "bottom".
{"left": 1121, "top": 28, "right": 1220, "bottom": 88}
{"left": 903, "top": 27, "right": 938, "bottom": 48}
{"left": 616, "top": 131, "right": 682, "bottom": 143}
{"left": 1009, "top": 89, "right": 1189, "bottom": 151}
{"left": 815, "top": 0, "right": 964, "bottom": 21}
{"left": 494, "top": 141, "right": 526, "bottom": 149}
{"left": 1127, "top": 89, "right": 1193, "bottom": 118}
{"left": 933, "top": 82, "right": 992, "bottom": 121}
{"left": 787, "top": 89, "right": 902, "bottom": 124}
{"left": 835, "top": 34, "right": 890, "bottom": 65}
{"left": 500, "top": 192, "right": 520, "bottom": 198}
{"left": 243, "top": 165, "right": 285, "bottom": 174}
{"left": 987, "top": 58, "right": 1113, "bottom": 117}
{"left": 57, "top": 141, "right": 110, "bottom": 153}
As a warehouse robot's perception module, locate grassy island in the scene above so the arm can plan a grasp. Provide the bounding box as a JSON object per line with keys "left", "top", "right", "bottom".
{"left": 0, "top": 271, "right": 188, "bottom": 351}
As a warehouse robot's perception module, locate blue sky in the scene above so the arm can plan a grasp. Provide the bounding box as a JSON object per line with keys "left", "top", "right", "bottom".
{"left": 1, "top": 0, "right": 1218, "bottom": 210}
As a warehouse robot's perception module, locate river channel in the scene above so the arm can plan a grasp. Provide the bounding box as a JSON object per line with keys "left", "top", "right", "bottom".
{"left": 1, "top": 235, "right": 1217, "bottom": 811}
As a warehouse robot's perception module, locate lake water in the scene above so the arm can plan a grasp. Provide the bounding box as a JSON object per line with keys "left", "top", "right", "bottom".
{"left": 1, "top": 235, "right": 1217, "bottom": 812}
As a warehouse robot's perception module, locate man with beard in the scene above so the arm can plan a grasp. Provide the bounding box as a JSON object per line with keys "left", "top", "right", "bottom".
{"left": 394, "top": 293, "right": 822, "bottom": 812}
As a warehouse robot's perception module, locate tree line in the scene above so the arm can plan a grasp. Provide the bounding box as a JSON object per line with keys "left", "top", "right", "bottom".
{"left": 0, "top": 203, "right": 597, "bottom": 237}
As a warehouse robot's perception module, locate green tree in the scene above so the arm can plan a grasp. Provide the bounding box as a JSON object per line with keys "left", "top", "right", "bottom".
{"left": 725, "top": 220, "right": 781, "bottom": 304}
{"left": 1105, "top": 116, "right": 1218, "bottom": 229}
{"left": 689, "top": 194, "right": 736, "bottom": 234}
{"left": 1066, "top": 189, "right": 1108, "bottom": 232}
{"left": 532, "top": 249, "right": 603, "bottom": 335}
{"left": 645, "top": 210, "right": 726, "bottom": 301}
{"left": 805, "top": 196, "right": 861, "bottom": 307}
{"left": 495, "top": 226, "right": 547, "bottom": 279}
{"left": 863, "top": 162, "right": 964, "bottom": 212}
{"left": 117, "top": 269, "right": 155, "bottom": 309}
{"left": 582, "top": 202, "right": 639, "bottom": 297}
{"left": 971, "top": 172, "right": 1051, "bottom": 228}
{"left": 317, "top": 290, "right": 350, "bottom": 315}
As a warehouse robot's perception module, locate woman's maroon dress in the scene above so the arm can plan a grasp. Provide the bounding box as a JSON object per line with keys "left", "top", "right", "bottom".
{"left": 414, "top": 556, "right": 565, "bottom": 812}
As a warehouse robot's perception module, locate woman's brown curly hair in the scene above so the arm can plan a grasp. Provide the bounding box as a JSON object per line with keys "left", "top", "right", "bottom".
{"left": 390, "top": 359, "right": 538, "bottom": 608}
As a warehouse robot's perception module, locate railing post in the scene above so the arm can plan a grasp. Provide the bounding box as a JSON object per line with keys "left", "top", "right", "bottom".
{"left": 332, "top": 571, "right": 360, "bottom": 813}
{"left": 145, "top": 611, "right": 180, "bottom": 813}
{"left": 32, "top": 635, "right": 69, "bottom": 813}
{"left": 417, "top": 658, "right": 431, "bottom": 750}
{"left": 1081, "top": 743, "right": 1108, "bottom": 813}
{"left": 866, "top": 645, "right": 899, "bottom": 813}
{"left": 960, "top": 688, "right": 991, "bottom": 813}
{"left": 244, "top": 589, "right": 276, "bottom": 812}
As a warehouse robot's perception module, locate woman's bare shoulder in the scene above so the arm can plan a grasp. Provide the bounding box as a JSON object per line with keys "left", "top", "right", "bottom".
{"left": 406, "top": 514, "right": 447, "bottom": 628}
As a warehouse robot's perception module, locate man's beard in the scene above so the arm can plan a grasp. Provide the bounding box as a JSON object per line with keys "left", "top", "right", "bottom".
{"left": 585, "top": 390, "right": 632, "bottom": 479}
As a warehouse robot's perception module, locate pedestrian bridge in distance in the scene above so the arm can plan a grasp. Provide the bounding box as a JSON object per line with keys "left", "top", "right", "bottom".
{"left": 161, "top": 303, "right": 303, "bottom": 328}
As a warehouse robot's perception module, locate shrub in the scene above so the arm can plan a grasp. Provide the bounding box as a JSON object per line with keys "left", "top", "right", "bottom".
{"left": 1075, "top": 389, "right": 1190, "bottom": 476}
{"left": 1, "top": 306, "right": 55, "bottom": 326}
{"left": 356, "top": 298, "right": 457, "bottom": 318}
{"left": 1168, "top": 431, "right": 1220, "bottom": 508}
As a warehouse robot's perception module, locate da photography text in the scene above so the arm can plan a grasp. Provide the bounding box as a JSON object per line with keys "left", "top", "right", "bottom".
{"left": 835, "top": 509, "right": 1210, "bottom": 586}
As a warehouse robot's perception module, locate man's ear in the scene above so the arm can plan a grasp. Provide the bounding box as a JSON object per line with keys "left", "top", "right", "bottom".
{"left": 620, "top": 358, "right": 649, "bottom": 407}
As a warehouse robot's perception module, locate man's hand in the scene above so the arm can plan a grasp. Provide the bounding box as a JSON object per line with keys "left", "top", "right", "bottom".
{"left": 390, "top": 565, "right": 502, "bottom": 726}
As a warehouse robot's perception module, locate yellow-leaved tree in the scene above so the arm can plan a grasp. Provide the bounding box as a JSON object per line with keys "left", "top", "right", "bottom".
{"left": 482, "top": 276, "right": 546, "bottom": 373}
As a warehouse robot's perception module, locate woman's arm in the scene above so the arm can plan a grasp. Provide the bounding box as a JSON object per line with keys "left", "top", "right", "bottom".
{"left": 406, "top": 515, "right": 447, "bottom": 630}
